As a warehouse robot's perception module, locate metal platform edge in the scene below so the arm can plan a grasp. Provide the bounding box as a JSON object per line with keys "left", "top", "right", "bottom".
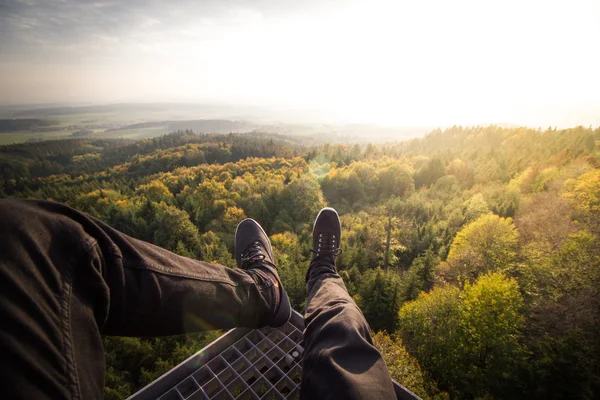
{"left": 126, "top": 310, "right": 420, "bottom": 400}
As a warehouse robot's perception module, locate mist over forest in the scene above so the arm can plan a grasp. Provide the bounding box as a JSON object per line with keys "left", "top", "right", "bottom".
{"left": 0, "top": 102, "right": 437, "bottom": 147}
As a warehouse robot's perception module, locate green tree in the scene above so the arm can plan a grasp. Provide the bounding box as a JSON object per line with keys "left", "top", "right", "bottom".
{"left": 136, "top": 180, "right": 174, "bottom": 203}
{"left": 271, "top": 232, "right": 307, "bottom": 310}
{"left": 375, "top": 162, "right": 415, "bottom": 200}
{"left": 399, "top": 273, "right": 525, "bottom": 398}
{"left": 73, "top": 189, "right": 124, "bottom": 218}
{"left": 358, "top": 268, "right": 402, "bottom": 332}
{"left": 521, "top": 230, "right": 600, "bottom": 399}
{"left": 179, "top": 179, "right": 237, "bottom": 231}
{"left": 414, "top": 158, "right": 446, "bottom": 188}
{"left": 403, "top": 250, "right": 437, "bottom": 301}
{"left": 463, "top": 193, "right": 489, "bottom": 223}
{"left": 482, "top": 183, "right": 520, "bottom": 217}
{"left": 199, "top": 231, "right": 235, "bottom": 268}
{"left": 383, "top": 196, "right": 405, "bottom": 269}
{"left": 438, "top": 213, "right": 519, "bottom": 284}
{"left": 372, "top": 331, "right": 447, "bottom": 400}
{"left": 278, "top": 175, "right": 325, "bottom": 232}
{"left": 458, "top": 273, "right": 526, "bottom": 397}
{"left": 515, "top": 191, "right": 575, "bottom": 266}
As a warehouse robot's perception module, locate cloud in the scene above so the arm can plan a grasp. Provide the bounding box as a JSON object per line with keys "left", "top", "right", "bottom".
{"left": 2, "top": 1, "right": 155, "bottom": 54}
{"left": 0, "top": 0, "right": 338, "bottom": 60}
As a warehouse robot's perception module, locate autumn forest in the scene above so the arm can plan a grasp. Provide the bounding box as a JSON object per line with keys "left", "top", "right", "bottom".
{"left": 1, "top": 125, "right": 599, "bottom": 399}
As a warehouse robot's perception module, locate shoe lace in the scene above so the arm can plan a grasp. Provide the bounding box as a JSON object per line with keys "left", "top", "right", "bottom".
{"left": 241, "top": 242, "right": 265, "bottom": 262}
{"left": 241, "top": 242, "right": 276, "bottom": 269}
{"left": 311, "top": 233, "right": 342, "bottom": 258}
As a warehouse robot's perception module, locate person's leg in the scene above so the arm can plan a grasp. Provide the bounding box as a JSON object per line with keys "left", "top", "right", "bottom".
{"left": 0, "top": 199, "right": 283, "bottom": 400}
{"left": 301, "top": 208, "right": 396, "bottom": 400}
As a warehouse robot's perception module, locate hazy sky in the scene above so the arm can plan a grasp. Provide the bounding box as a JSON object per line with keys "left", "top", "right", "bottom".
{"left": 1, "top": 0, "right": 599, "bottom": 126}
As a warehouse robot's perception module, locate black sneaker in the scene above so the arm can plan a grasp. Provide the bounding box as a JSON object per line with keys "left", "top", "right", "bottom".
{"left": 235, "top": 218, "right": 291, "bottom": 327}
{"left": 310, "top": 207, "right": 342, "bottom": 267}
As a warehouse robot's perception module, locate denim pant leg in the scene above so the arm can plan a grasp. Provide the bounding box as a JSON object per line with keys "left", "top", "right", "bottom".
{"left": 0, "top": 199, "right": 277, "bottom": 400}
{"left": 301, "top": 264, "right": 396, "bottom": 400}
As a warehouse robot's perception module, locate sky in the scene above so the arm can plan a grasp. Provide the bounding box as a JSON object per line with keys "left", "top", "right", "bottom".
{"left": 1, "top": 0, "right": 599, "bottom": 127}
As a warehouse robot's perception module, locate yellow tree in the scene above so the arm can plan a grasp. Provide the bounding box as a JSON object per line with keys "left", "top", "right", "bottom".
{"left": 438, "top": 213, "right": 519, "bottom": 284}
{"left": 564, "top": 168, "right": 600, "bottom": 233}
{"left": 136, "top": 180, "right": 174, "bottom": 204}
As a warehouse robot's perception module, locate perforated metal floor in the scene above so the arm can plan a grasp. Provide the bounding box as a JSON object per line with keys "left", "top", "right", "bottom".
{"left": 129, "top": 312, "right": 304, "bottom": 400}
{"left": 128, "top": 311, "right": 420, "bottom": 400}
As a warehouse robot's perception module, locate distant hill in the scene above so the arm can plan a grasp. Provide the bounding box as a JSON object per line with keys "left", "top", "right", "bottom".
{"left": 107, "top": 119, "right": 258, "bottom": 134}
{"left": 13, "top": 103, "right": 194, "bottom": 117}
{"left": 11, "top": 103, "right": 254, "bottom": 120}
{"left": 167, "top": 120, "right": 256, "bottom": 133}
{"left": 71, "top": 129, "right": 94, "bottom": 137}
{"left": 106, "top": 121, "right": 169, "bottom": 131}
{"left": 0, "top": 119, "right": 54, "bottom": 132}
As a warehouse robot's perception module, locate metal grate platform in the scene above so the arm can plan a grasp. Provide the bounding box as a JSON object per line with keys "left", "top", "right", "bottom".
{"left": 127, "top": 311, "right": 420, "bottom": 400}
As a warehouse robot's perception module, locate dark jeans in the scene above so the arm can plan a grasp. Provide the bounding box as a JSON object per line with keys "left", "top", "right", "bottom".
{"left": 0, "top": 199, "right": 395, "bottom": 400}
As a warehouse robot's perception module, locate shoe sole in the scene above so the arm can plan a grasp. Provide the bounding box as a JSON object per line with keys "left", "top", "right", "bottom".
{"left": 312, "top": 207, "right": 340, "bottom": 235}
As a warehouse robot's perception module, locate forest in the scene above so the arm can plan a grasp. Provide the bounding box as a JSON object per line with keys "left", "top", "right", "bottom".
{"left": 1, "top": 125, "right": 599, "bottom": 399}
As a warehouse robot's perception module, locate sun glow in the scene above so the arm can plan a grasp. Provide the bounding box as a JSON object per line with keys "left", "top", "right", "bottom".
{"left": 1, "top": 0, "right": 599, "bottom": 126}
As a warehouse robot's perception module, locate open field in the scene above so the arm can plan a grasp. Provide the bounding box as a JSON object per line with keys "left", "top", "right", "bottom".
{"left": 0, "top": 126, "right": 174, "bottom": 145}
{"left": 0, "top": 107, "right": 177, "bottom": 145}
{"left": 0, "top": 130, "right": 73, "bottom": 145}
